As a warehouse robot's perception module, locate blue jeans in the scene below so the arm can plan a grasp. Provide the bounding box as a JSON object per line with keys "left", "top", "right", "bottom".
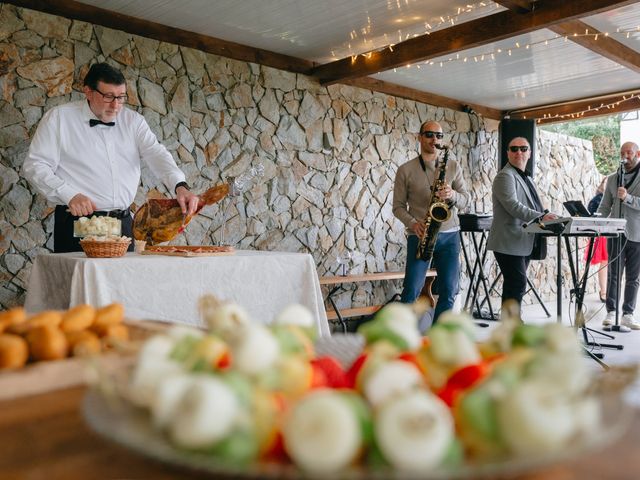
{"left": 400, "top": 231, "right": 461, "bottom": 326}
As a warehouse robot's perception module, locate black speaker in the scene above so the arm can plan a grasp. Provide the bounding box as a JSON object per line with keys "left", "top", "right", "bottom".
{"left": 499, "top": 119, "right": 536, "bottom": 177}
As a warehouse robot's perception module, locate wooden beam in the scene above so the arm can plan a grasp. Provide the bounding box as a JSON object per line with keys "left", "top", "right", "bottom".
{"left": 495, "top": 0, "right": 536, "bottom": 13}
{"left": 4, "top": 0, "right": 315, "bottom": 74}
{"left": 344, "top": 77, "right": 502, "bottom": 120}
{"left": 312, "top": 0, "right": 638, "bottom": 85}
{"left": 508, "top": 90, "right": 640, "bottom": 123}
{"left": 535, "top": 100, "right": 640, "bottom": 123}
{"left": 497, "top": 1, "right": 640, "bottom": 73}
{"left": 548, "top": 20, "right": 640, "bottom": 73}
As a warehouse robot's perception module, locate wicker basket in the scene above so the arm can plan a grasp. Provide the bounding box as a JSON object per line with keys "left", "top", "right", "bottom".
{"left": 80, "top": 239, "right": 131, "bottom": 258}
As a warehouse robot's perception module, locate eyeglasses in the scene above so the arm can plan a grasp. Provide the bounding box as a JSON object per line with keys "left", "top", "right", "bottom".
{"left": 509, "top": 145, "right": 529, "bottom": 152}
{"left": 420, "top": 131, "right": 444, "bottom": 139}
{"left": 93, "top": 88, "right": 128, "bottom": 104}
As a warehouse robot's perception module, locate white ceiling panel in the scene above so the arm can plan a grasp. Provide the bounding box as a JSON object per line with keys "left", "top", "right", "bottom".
{"left": 69, "top": 0, "right": 640, "bottom": 115}
{"left": 76, "top": 0, "right": 503, "bottom": 62}
{"left": 372, "top": 27, "right": 639, "bottom": 110}
{"left": 584, "top": 2, "right": 640, "bottom": 52}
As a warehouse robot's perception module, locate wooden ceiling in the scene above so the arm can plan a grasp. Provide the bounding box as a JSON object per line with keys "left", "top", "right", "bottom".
{"left": 6, "top": 0, "right": 640, "bottom": 124}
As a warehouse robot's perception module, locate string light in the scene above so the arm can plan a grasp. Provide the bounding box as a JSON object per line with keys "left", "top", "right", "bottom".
{"left": 329, "top": 1, "right": 497, "bottom": 60}
{"left": 329, "top": 1, "right": 640, "bottom": 69}
{"left": 401, "top": 28, "right": 640, "bottom": 70}
{"left": 535, "top": 92, "right": 640, "bottom": 122}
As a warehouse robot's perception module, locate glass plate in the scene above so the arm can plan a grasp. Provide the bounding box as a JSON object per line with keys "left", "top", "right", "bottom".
{"left": 82, "top": 334, "right": 636, "bottom": 480}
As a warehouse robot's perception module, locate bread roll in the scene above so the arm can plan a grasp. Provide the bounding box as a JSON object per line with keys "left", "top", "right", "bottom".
{"left": 101, "top": 324, "right": 130, "bottom": 348}
{"left": 94, "top": 303, "right": 125, "bottom": 329}
{"left": 9, "top": 310, "right": 63, "bottom": 335}
{"left": 0, "top": 333, "right": 29, "bottom": 369}
{"left": 61, "top": 304, "right": 96, "bottom": 332}
{"left": 0, "top": 307, "right": 27, "bottom": 333}
{"left": 27, "top": 326, "right": 68, "bottom": 361}
{"left": 65, "top": 330, "right": 101, "bottom": 356}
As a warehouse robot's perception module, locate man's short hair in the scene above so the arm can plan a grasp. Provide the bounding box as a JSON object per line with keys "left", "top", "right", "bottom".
{"left": 508, "top": 136, "right": 530, "bottom": 147}
{"left": 83, "top": 63, "right": 125, "bottom": 89}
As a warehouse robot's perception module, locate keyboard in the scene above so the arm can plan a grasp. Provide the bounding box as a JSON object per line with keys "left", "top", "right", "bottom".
{"left": 458, "top": 213, "right": 492, "bottom": 232}
{"left": 523, "top": 216, "right": 626, "bottom": 235}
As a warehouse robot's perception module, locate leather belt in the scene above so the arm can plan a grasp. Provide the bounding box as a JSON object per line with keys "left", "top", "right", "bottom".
{"left": 57, "top": 205, "right": 132, "bottom": 219}
{"left": 92, "top": 208, "right": 131, "bottom": 219}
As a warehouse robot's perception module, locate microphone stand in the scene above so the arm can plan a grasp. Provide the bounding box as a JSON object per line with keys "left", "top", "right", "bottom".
{"left": 609, "top": 160, "right": 631, "bottom": 333}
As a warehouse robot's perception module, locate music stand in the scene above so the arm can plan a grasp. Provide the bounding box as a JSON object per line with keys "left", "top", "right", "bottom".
{"left": 563, "top": 200, "right": 593, "bottom": 217}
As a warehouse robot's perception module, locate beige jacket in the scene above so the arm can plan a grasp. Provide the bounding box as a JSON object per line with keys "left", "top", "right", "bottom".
{"left": 392, "top": 155, "right": 469, "bottom": 233}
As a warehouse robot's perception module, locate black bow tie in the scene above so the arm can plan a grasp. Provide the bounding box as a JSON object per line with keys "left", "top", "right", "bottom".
{"left": 89, "top": 119, "right": 115, "bottom": 127}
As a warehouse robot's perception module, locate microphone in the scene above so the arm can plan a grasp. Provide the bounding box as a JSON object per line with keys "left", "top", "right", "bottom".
{"left": 618, "top": 159, "right": 626, "bottom": 189}
{"left": 434, "top": 144, "right": 447, "bottom": 150}
{"left": 522, "top": 209, "right": 549, "bottom": 230}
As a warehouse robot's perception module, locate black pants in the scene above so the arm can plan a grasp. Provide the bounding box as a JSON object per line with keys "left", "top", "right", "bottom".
{"left": 54, "top": 206, "right": 133, "bottom": 253}
{"left": 493, "top": 251, "right": 530, "bottom": 308}
{"left": 606, "top": 235, "right": 640, "bottom": 315}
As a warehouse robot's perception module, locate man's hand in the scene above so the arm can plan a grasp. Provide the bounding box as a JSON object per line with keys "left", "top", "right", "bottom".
{"left": 411, "top": 221, "right": 426, "bottom": 238}
{"left": 542, "top": 213, "right": 558, "bottom": 221}
{"left": 176, "top": 186, "right": 199, "bottom": 216}
{"left": 435, "top": 182, "right": 454, "bottom": 201}
{"left": 68, "top": 194, "right": 97, "bottom": 217}
{"left": 617, "top": 187, "right": 628, "bottom": 201}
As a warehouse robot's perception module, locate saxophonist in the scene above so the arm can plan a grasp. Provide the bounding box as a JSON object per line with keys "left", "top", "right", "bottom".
{"left": 393, "top": 121, "right": 470, "bottom": 330}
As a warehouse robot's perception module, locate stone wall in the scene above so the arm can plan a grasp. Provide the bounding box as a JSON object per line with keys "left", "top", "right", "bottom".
{"left": 0, "top": 4, "right": 601, "bottom": 313}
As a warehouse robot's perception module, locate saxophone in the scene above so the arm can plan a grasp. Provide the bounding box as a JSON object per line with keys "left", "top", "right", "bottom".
{"left": 416, "top": 145, "right": 452, "bottom": 262}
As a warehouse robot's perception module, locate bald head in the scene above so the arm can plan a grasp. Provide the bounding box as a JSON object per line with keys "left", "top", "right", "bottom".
{"left": 418, "top": 121, "right": 443, "bottom": 158}
{"left": 420, "top": 121, "right": 442, "bottom": 133}
{"left": 621, "top": 142, "right": 640, "bottom": 171}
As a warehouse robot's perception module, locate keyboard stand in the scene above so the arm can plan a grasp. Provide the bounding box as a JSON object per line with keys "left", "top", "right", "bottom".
{"left": 460, "top": 228, "right": 550, "bottom": 322}
{"left": 566, "top": 235, "right": 623, "bottom": 364}
{"left": 460, "top": 230, "right": 498, "bottom": 323}
{"left": 525, "top": 276, "right": 552, "bottom": 317}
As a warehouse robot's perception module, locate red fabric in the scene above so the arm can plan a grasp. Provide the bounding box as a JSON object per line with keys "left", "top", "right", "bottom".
{"left": 584, "top": 237, "right": 608, "bottom": 264}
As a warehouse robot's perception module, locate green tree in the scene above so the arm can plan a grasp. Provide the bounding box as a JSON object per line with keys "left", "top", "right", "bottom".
{"left": 540, "top": 115, "right": 620, "bottom": 174}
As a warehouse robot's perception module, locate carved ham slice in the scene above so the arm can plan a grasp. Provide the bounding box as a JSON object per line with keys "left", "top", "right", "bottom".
{"left": 133, "top": 183, "right": 230, "bottom": 245}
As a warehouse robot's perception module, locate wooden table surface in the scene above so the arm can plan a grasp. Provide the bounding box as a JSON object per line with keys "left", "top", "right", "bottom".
{"left": 1, "top": 386, "right": 638, "bottom": 480}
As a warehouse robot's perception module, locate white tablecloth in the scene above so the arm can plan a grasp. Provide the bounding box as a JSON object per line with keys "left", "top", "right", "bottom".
{"left": 25, "top": 250, "right": 330, "bottom": 337}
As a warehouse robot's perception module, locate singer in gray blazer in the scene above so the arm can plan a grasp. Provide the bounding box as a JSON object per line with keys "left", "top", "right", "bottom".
{"left": 487, "top": 137, "right": 556, "bottom": 314}
{"left": 597, "top": 141, "right": 640, "bottom": 330}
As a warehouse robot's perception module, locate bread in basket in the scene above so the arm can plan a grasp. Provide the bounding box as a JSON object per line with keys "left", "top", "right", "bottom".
{"left": 80, "top": 235, "right": 131, "bottom": 258}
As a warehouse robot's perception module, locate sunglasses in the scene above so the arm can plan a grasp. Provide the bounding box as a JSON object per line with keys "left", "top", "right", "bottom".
{"left": 420, "top": 131, "right": 444, "bottom": 139}
{"left": 508, "top": 145, "right": 529, "bottom": 152}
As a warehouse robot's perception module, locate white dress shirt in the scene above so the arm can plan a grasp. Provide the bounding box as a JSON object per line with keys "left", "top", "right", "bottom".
{"left": 23, "top": 100, "right": 186, "bottom": 211}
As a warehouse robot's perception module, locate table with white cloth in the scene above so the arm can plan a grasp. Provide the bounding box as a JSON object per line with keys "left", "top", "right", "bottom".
{"left": 24, "top": 250, "right": 330, "bottom": 337}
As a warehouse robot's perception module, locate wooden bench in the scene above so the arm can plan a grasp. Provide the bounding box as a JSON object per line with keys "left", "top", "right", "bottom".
{"left": 319, "top": 270, "right": 437, "bottom": 332}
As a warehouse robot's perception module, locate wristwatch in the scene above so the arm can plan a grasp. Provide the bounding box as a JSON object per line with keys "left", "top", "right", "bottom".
{"left": 174, "top": 181, "right": 190, "bottom": 193}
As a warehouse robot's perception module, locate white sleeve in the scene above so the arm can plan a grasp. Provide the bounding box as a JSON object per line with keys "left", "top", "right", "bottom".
{"left": 22, "top": 108, "right": 78, "bottom": 205}
{"left": 134, "top": 116, "right": 186, "bottom": 193}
